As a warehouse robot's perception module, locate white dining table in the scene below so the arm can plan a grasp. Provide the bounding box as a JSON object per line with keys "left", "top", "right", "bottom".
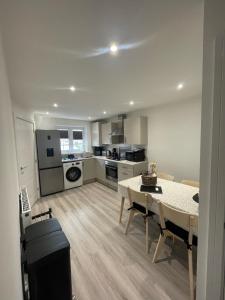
{"left": 118, "top": 176, "right": 199, "bottom": 225}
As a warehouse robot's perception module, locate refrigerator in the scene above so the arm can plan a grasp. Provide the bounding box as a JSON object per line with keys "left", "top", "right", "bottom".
{"left": 36, "top": 130, "right": 64, "bottom": 196}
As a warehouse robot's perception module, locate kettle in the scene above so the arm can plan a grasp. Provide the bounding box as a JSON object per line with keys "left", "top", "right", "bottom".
{"left": 106, "top": 150, "right": 112, "bottom": 158}
{"left": 112, "top": 148, "right": 118, "bottom": 160}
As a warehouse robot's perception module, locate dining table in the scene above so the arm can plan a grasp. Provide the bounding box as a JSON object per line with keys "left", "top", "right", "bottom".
{"left": 118, "top": 176, "right": 199, "bottom": 233}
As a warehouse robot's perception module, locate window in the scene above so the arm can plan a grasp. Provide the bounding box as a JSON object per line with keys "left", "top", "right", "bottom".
{"left": 72, "top": 130, "right": 84, "bottom": 152}
{"left": 58, "top": 127, "right": 86, "bottom": 154}
{"left": 60, "top": 139, "right": 70, "bottom": 151}
{"left": 59, "top": 130, "right": 69, "bottom": 152}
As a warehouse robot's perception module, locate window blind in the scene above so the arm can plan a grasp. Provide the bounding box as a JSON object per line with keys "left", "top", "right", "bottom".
{"left": 59, "top": 130, "right": 69, "bottom": 139}
{"left": 73, "top": 130, "right": 83, "bottom": 140}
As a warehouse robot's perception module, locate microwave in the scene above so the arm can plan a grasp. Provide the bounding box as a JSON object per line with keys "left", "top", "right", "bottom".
{"left": 125, "top": 149, "right": 145, "bottom": 162}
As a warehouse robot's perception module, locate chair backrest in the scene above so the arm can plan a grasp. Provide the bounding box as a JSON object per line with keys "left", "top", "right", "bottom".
{"left": 127, "top": 187, "right": 153, "bottom": 214}
{"left": 158, "top": 202, "right": 198, "bottom": 243}
{"left": 158, "top": 172, "right": 175, "bottom": 181}
{"left": 181, "top": 179, "right": 200, "bottom": 188}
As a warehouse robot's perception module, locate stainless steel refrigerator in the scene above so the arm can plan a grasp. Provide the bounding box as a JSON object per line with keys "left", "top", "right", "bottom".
{"left": 36, "top": 130, "right": 64, "bottom": 196}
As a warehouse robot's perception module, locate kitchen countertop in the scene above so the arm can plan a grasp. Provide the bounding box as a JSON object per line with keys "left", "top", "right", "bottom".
{"left": 93, "top": 156, "right": 148, "bottom": 166}
{"left": 62, "top": 157, "right": 94, "bottom": 163}
{"left": 62, "top": 156, "right": 147, "bottom": 166}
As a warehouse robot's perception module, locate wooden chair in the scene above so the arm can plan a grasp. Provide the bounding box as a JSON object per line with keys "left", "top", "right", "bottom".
{"left": 181, "top": 180, "right": 200, "bottom": 188}
{"left": 153, "top": 202, "right": 198, "bottom": 300}
{"left": 125, "top": 187, "right": 154, "bottom": 253}
{"left": 158, "top": 172, "right": 175, "bottom": 181}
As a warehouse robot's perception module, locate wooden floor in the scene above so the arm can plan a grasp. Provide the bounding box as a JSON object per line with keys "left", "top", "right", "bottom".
{"left": 32, "top": 182, "right": 197, "bottom": 300}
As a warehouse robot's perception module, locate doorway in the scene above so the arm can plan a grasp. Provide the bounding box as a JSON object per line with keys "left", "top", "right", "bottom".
{"left": 14, "top": 117, "right": 37, "bottom": 207}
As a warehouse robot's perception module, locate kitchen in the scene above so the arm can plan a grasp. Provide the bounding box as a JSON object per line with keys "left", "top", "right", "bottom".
{"left": 36, "top": 114, "right": 148, "bottom": 196}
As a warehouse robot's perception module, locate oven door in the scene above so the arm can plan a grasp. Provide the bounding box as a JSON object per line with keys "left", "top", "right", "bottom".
{"left": 105, "top": 162, "right": 118, "bottom": 182}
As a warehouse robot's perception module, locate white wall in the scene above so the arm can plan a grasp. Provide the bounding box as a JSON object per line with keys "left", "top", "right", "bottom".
{"left": 13, "top": 102, "right": 35, "bottom": 124}
{"left": 129, "top": 98, "right": 201, "bottom": 181}
{"left": 35, "top": 115, "right": 92, "bottom": 152}
{"left": 0, "top": 32, "right": 23, "bottom": 300}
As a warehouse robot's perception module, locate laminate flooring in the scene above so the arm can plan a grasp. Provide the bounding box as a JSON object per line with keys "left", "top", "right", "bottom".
{"left": 32, "top": 182, "right": 197, "bottom": 300}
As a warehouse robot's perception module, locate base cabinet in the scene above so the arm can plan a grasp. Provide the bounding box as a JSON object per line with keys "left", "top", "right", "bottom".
{"left": 96, "top": 158, "right": 106, "bottom": 182}
{"left": 83, "top": 158, "right": 96, "bottom": 184}
{"left": 118, "top": 162, "right": 148, "bottom": 181}
{"left": 83, "top": 158, "right": 148, "bottom": 191}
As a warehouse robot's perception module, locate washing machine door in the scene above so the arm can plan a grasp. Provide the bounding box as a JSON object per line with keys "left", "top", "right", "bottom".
{"left": 66, "top": 166, "right": 81, "bottom": 182}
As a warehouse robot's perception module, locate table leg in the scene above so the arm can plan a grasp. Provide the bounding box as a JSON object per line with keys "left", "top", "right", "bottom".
{"left": 119, "top": 196, "right": 125, "bottom": 224}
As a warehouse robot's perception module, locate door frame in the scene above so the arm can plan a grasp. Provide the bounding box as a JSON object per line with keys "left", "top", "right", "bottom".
{"left": 197, "top": 36, "right": 225, "bottom": 300}
{"left": 13, "top": 115, "right": 39, "bottom": 202}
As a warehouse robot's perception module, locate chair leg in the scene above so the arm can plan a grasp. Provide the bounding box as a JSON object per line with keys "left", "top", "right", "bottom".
{"left": 188, "top": 249, "right": 194, "bottom": 300}
{"left": 145, "top": 217, "right": 149, "bottom": 253}
{"left": 152, "top": 234, "right": 165, "bottom": 263}
{"left": 119, "top": 196, "right": 125, "bottom": 224}
{"left": 125, "top": 209, "right": 135, "bottom": 235}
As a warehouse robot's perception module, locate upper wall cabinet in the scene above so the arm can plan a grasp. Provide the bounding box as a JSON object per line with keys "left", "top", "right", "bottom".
{"left": 124, "top": 116, "right": 148, "bottom": 145}
{"left": 91, "top": 122, "right": 101, "bottom": 146}
{"left": 101, "top": 122, "right": 111, "bottom": 145}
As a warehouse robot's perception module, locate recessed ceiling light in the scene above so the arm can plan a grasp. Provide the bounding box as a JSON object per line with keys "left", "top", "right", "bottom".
{"left": 129, "top": 100, "right": 134, "bottom": 106}
{"left": 103, "top": 111, "right": 107, "bottom": 115}
{"left": 110, "top": 43, "right": 118, "bottom": 54}
{"left": 88, "top": 116, "right": 92, "bottom": 120}
{"left": 177, "top": 83, "right": 184, "bottom": 90}
{"left": 70, "top": 86, "right": 76, "bottom": 92}
{"left": 46, "top": 112, "right": 49, "bottom": 115}
{"left": 53, "top": 103, "right": 58, "bottom": 108}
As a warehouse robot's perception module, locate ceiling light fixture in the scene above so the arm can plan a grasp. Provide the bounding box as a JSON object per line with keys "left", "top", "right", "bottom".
{"left": 177, "top": 83, "right": 184, "bottom": 90}
{"left": 46, "top": 112, "right": 49, "bottom": 115}
{"left": 88, "top": 116, "right": 92, "bottom": 120}
{"left": 70, "top": 86, "right": 76, "bottom": 92}
{"left": 110, "top": 43, "right": 118, "bottom": 54}
{"left": 129, "top": 100, "right": 134, "bottom": 106}
{"left": 103, "top": 111, "right": 107, "bottom": 115}
{"left": 53, "top": 103, "right": 58, "bottom": 107}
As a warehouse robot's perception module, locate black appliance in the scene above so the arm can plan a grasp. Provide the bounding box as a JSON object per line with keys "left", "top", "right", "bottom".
{"left": 36, "top": 130, "right": 64, "bottom": 196}
{"left": 118, "top": 145, "right": 131, "bottom": 160}
{"left": 68, "top": 154, "right": 75, "bottom": 160}
{"left": 93, "top": 146, "right": 103, "bottom": 156}
{"left": 19, "top": 199, "right": 73, "bottom": 300}
{"left": 126, "top": 149, "right": 145, "bottom": 162}
{"left": 105, "top": 161, "right": 118, "bottom": 182}
{"left": 112, "top": 148, "right": 119, "bottom": 160}
{"left": 26, "top": 231, "right": 72, "bottom": 300}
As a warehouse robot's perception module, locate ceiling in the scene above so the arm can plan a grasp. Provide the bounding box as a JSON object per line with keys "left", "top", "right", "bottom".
{"left": 0, "top": 0, "right": 203, "bottom": 120}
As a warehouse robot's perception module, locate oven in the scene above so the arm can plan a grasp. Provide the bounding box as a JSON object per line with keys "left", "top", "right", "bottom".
{"left": 105, "top": 161, "right": 118, "bottom": 182}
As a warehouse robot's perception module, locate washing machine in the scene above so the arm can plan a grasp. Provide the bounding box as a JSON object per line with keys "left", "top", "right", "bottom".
{"left": 63, "top": 160, "right": 83, "bottom": 190}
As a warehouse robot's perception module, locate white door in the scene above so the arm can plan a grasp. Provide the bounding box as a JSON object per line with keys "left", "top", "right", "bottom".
{"left": 15, "top": 117, "right": 37, "bottom": 206}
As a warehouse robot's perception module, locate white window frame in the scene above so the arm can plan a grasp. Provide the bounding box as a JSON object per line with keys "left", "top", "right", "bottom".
{"left": 57, "top": 126, "right": 87, "bottom": 154}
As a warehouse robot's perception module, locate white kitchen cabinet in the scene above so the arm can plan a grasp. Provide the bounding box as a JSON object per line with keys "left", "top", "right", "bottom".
{"left": 91, "top": 122, "right": 101, "bottom": 146}
{"left": 118, "top": 161, "right": 148, "bottom": 181}
{"left": 83, "top": 158, "right": 96, "bottom": 184}
{"left": 124, "top": 116, "right": 148, "bottom": 145}
{"left": 96, "top": 158, "right": 106, "bottom": 182}
{"left": 101, "top": 122, "right": 111, "bottom": 145}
